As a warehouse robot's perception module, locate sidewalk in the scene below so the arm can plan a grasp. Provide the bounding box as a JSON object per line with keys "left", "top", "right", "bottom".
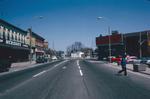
{"left": 110, "top": 62, "right": 150, "bottom": 75}
{"left": 10, "top": 61, "right": 36, "bottom": 71}
{"left": 87, "top": 60, "right": 150, "bottom": 76}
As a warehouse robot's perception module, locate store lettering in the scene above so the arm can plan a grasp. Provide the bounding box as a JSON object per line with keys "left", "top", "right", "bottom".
{"left": 6, "top": 40, "right": 21, "bottom": 46}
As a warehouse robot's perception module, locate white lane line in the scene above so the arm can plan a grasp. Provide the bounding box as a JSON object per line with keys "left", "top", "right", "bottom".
{"left": 79, "top": 70, "right": 83, "bottom": 76}
{"left": 78, "top": 66, "right": 81, "bottom": 69}
{"left": 77, "top": 60, "right": 83, "bottom": 77}
{"left": 33, "top": 70, "right": 47, "bottom": 78}
{"left": 62, "top": 66, "right": 67, "bottom": 69}
{"left": 77, "top": 60, "right": 79, "bottom": 66}
{"left": 33, "top": 60, "right": 69, "bottom": 78}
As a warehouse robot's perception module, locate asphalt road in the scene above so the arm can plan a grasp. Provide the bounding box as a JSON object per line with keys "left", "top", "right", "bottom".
{"left": 0, "top": 59, "right": 150, "bottom": 99}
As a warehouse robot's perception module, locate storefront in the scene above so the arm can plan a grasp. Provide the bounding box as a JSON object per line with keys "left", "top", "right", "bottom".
{"left": 0, "top": 19, "right": 30, "bottom": 62}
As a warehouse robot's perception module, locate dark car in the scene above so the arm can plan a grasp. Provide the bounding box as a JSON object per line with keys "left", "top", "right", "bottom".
{"left": 36, "top": 57, "right": 45, "bottom": 63}
{"left": 0, "top": 59, "right": 11, "bottom": 72}
{"left": 36, "top": 56, "right": 48, "bottom": 63}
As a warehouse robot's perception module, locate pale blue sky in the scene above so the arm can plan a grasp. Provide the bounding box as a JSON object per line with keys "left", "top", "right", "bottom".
{"left": 0, "top": 0, "right": 150, "bottom": 51}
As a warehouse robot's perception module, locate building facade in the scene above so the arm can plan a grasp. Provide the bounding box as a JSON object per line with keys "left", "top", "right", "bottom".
{"left": 0, "top": 19, "right": 29, "bottom": 62}
{"left": 96, "top": 30, "right": 150, "bottom": 60}
{"left": 0, "top": 19, "right": 47, "bottom": 62}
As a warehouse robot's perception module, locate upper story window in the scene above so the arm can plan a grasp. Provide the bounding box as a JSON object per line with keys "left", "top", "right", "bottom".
{"left": 13, "top": 32, "right": 16, "bottom": 41}
{"left": 16, "top": 33, "right": 19, "bottom": 42}
{"left": 22, "top": 35, "right": 25, "bottom": 43}
{"left": 19, "top": 34, "right": 22, "bottom": 43}
{"left": 5, "top": 28, "right": 8, "bottom": 40}
{"left": 9, "top": 30, "right": 13, "bottom": 40}
{"left": 0, "top": 26, "right": 4, "bottom": 39}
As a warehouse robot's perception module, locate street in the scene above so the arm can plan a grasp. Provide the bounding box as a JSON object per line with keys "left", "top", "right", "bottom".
{"left": 0, "top": 59, "right": 150, "bottom": 99}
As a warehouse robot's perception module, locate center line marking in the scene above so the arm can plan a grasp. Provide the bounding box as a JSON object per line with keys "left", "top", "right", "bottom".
{"left": 77, "top": 60, "right": 83, "bottom": 76}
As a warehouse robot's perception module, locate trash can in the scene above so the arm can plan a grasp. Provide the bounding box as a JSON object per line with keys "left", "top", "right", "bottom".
{"left": 133, "top": 63, "right": 147, "bottom": 72}
{"left": 133, "top": 64, "right": 139, "bottom": 72}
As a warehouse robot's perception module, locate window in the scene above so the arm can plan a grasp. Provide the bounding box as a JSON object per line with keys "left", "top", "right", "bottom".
{"left": 13, "top": 32, "right": 16, "bottom": 41}
{"left": 17, "top": 33, "right": 19, "bottom": 41}
{"left": 0, "top": 26, "right": 4, "bottom": 39}
{"left": 5, "top": 28, "right": 8, "bottom": 40}
{"left": 9, "top": 30, "right": 12, "bottom": 40}
{"left": 19, "top": 34, "right": 22, "bottom": 43}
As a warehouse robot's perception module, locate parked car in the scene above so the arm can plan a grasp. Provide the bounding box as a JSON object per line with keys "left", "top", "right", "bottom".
{"left": 52, "top": 56, "right": 57, "bottom": 60}
{"left": 36, "top": 56, "right": 47, "bottom": 63}
{"left": 111, "top": 56, "right": 121, "bottom": 63}
{"left": 0, "top": 59, "right": 11, "bottom": 72}
{"left": 133, "top": 57, "right": 149, "bottom": 65}
{"left": 140, "top": 57, "right": 150, "bottom": 67}
{"left": 126, "top": 56, "right": 137, "bottom": 63}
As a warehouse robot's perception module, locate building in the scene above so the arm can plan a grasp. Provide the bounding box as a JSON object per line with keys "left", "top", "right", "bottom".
{"left": 0, "top": 19, "right": 47, "bottom": 62}
{"left": 0, "top": 19, "right": 29, "bottom": 62}
{"left": 71, "top": 51, "right": 84, "bottom": 58}
{"left": 96, "top": 30, "right": 150, "bottom": 60}
{"left": 26, "top": 28, "right": 45, "bottom": 61}
{"left": 96, "top": 32, "right": 124, "bottom": 60}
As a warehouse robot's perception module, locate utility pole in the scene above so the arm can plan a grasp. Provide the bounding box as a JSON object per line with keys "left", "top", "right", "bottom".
{"left": 139, "top": 32, "right": 142, "bottom": 58}
{"left": 28, "top": 28, "right": 32, "bottom": 63}
{"left": 108, "top": 26, "right": 111, "bottom": 63}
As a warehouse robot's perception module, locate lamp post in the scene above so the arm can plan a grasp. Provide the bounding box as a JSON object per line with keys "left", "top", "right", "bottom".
{"left": 97, "top": 17, "right": 111, "bottom": 63}
{"left": 28, "top": 16, "right": 44, "bottom": 63}
{"left": 27, "top": 28, "right": 32, "bottom": 63}
{"left": 139, "top": 32, "right": 148, "bottom": 58}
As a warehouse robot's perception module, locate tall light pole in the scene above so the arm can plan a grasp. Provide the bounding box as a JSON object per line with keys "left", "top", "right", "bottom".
{"left": 97, "top": 17, "right": 111, "bottom": 62}
{"left": 28, "top": 16, "right": 44, "bottom": 63}
{"left": 28, "top": 28, "right": 32, "bottom": 63}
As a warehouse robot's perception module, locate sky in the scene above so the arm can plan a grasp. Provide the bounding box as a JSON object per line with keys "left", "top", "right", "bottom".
{"left": 0, "top": 0, "right": 150, "bottom": 51}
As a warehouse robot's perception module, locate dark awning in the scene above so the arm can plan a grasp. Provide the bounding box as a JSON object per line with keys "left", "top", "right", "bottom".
{"left": 0, "top": 43, "right": 30, "bottom": 51}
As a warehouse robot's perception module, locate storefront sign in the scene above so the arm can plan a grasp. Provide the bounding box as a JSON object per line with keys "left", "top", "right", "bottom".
{"left": 22, "top": 44, "right": 29, "bottom": 48}
{"left": 6, "top": 40, "right": 21, "bottom": 46}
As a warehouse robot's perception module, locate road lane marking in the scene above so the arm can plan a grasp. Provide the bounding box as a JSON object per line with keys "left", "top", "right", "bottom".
{"left": 33, "top": 60, "right": 69, "bottom": 78}
{"left": 33, "top": 70, "right": 47, "bottom": 78}
{"left": 79, "top": 70, "right": 83, "bottom": 76}
{"left": 77, "top": 60, "right": 79, "bottom": 66}
{"left": 77, "top": 60, "right": 83, "bottom": 76}
{"left": 62, "top": 66, "right": 67, "bottom": 69}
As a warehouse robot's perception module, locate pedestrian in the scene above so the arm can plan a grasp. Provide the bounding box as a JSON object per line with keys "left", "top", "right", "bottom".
{"left": 118, "top": 55, "right": 127, "bottom": 76}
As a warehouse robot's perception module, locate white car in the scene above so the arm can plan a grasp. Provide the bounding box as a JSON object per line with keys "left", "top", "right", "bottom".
{"left": 52, "top": 56, "right": 57, "bottom": 60}
{"left": 126, "top": 56, "right": 137, "bottom": 63}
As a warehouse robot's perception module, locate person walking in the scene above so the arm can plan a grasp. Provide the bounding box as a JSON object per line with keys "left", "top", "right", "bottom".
{"left": 118, "top": 56, "right": 127, "bottom": 76}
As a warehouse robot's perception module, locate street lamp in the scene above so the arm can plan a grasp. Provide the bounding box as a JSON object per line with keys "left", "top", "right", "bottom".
{"left": 139, "top": 32, "right": 148, "bottom": 58}
{"left": 97, "top": 17, "right": 112, "bottom": 63}
{"left": 28, "top": 16, "right": 44, "bottom": 63}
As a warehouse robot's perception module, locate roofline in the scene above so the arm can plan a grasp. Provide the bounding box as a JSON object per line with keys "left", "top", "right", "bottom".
{"left": 0, "top": 19, "right": 45, "bottom": 40}
{"left": 0, "top": 19, "right": 26, "bottom": 33}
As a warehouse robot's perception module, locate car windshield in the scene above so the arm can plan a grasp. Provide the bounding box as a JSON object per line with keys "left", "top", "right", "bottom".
{"left": 0, "top": 0, "right": 150, "bottom": 99}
